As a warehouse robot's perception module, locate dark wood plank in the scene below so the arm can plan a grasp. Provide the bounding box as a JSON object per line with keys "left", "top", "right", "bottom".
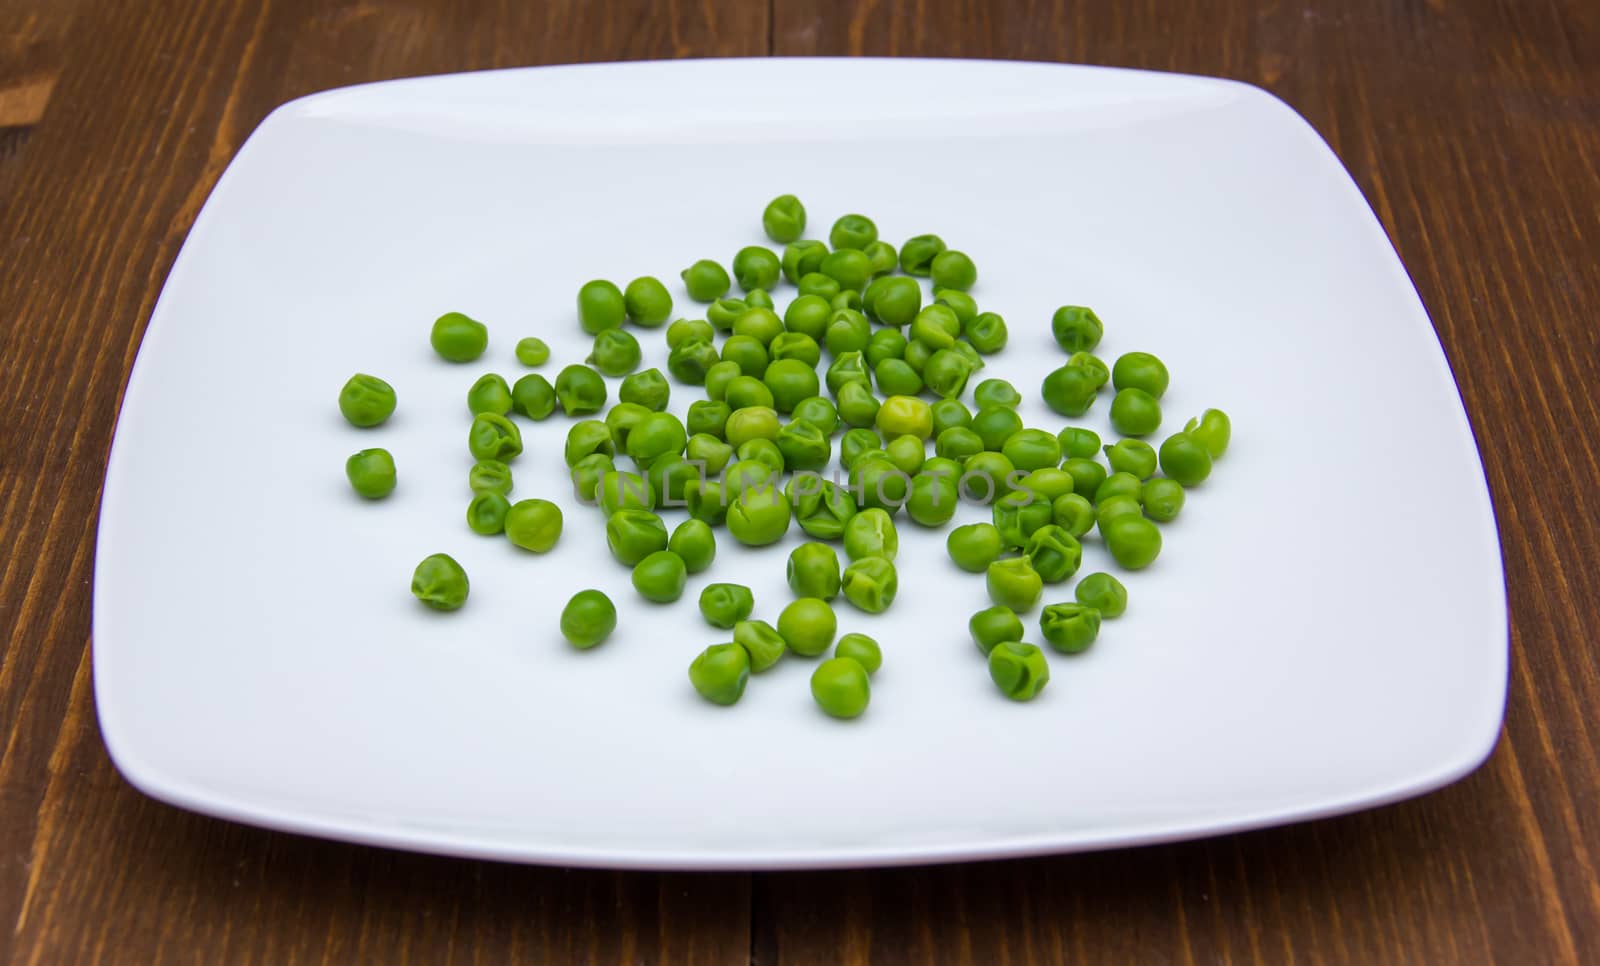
{"left": 0, "top": 1, "right": 763, "bottom": 963}
{"left": 763, "top": 0, "right": 1600, "bottom": 963}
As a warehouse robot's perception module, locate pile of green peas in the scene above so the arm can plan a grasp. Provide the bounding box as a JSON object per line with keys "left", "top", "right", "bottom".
{"left": 336, "top": 191, "right": 1231, "bottom": 716}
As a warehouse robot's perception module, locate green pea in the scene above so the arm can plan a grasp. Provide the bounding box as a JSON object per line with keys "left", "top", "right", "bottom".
{"left": 603, "top": 402, "right": 649, "bottom": 452}
{"left": 839, "top": 507, "right": 896, "bottom": 562}
{"left": 970, "top": 605, "right": 1024, "bottom": 657}
{"left": 564, "top": 419, "right": 615, "bottom": 467}
{"left": 733, "top": 619, "right": 788, "bottom": 671}
{"left": 886, "top": 435, "right": 926, "bottom": 476}
{"left": 587, "top": 328, "right": 641, "bottom": 376}
{"left": 606, "top": 509, "right": 669, "bottom": 566}
{"left": 1001, "top": 429, "right": 1062, "bottom": 472}
{"left": 1103, "top": 514, "right": 1163, "bottom": 569}
{"left": 864, "top": 240, "right": 898, "bottom": 277}
{"left": 1143, "top": 478, "right": 1186, "bottom": 522}
{"left": 335, "top": 447, "right": 395, "bottom": 503}
{"left": 707, "top": 297, "right": 749, "bottom": 332}
{"left": 727, "top": 487, "right": 791, "bottom": 546}
{"left": 1104, "top": 439, "right": 1158, "bottom": 479}
{"left": 863, "top": 395, "right": 928, "bottom": 442}
{"left": 598, "top": 470, "right": 654, "bottom": 515}
{"left": 811, "top": 657, "right": 870, "bottom": 718}
{"left": 824, "top": 352, "right": 869, "bottom": 396}
{"left": 1184, "top": 408, "right": 1232, "bottom": 459}
{"left": 666, "top": 318, "right": 714, "bottom": 349}
{"left": 779, "top": 598, "right": 838, "bottom": 657}
{"left": 1110, "top": 388, "right": 1162, "bottom": 437}
{"left": 1041, "top": 365, "right": 1099, "bottom": 417}
{"left": 1067, "top": 351, "right": 1110, "bottom": 388}
{"left": 841, "top": 556, "right": 898, "bottom": 614}
{"left": 689, "top": 643, "right": 750, "bottom": 705}
{"left": 829, "top": 213, "right": 878, "bottom": 251}
{"left": 725, "top": 375, "right": 776, "bottom": 411}
{"left": 836, "top": 382, "right": 880, "bottom": 429}
{"left": 944, "top": 524, "right": 1002, "bottom": 575}
{"left": 769, "top": 422, "right": 825, "bottom": 473}
{"left": 733, "top": 307, "right": 785, "bottom": 347}
{"left": 948, "top": 339, "right": 986, "bottom": 374}
{"left": 686, "top": 400, "right": 732, "bottom": 440}
{"left": 1050, "top": 305, "right": 1103, "bottom": 352}
{"left": 922, "top": 402, "right": 967, "bottom": 440}
{"left": 502, "top": 498, "right": 562, "bottom": 551}
{"left": 922, "top": 455, "right": 963, "bottom": 479}
{"left": 834, "top": 292, "right": 862, "bottom": 318}
{"left": 823, "top": 309, "right": 871, "bottom": 355}
{"left": 970, "top": 406, "right": 1023, "bottom": 452}
{"left": 618, "top": 413, "right": 680, "bottom": 469}
{"left": 1057, "top": 427, "right": 1101, "bottom": 460}
{"left": 1063, "top": 458, "right": 1108, "bottom": 500}
{"left": 851, "top": 457, "right": 909, "bottom": 513}
{"left": 623, "top": 276, "right": 673, "bottom": 326}
{"left": 770, "top": 332, "right": 823, "bottom": 368}
{"left": 763, "top": 360, "right": 821, "bottom": 413}
{"left": 1095, "top": 471, "right": 1144, "bottom": 504}
{"left": 792, "top": 396, "right": 840, "bottom": 436}
{"left": 821, "top": 248, "right": 872, "bottom": 291}
{"left": 699, "top": 583, "right": 755, "bottom": 629}
{"left": 1159, "top": 431, "right": 1214, "bottom": 485}
{"left": 1025, "top": 525, "right": 1083, "bottom": 583}
{"left": 686, "top": 433, "right": 733, "bottom": 475}
{"left": 575, "top": 280, "right": 626, "bottom": 334}
{"left": 1075, "top": 572, "right": 1128, "bottom": 618}
{"left": 782, "top": 294, "right": 830, "bottom": 341}
{"left": 874, "top": 358, "right": 924, "bottom": 397}
{"left": 901, "top": 340, "right": 931, "bottom": 376}
{"left": 738, "top": 437, "right": 784, "bottom": 476}
{"left": 554, "top": 364, "right": 607, "bottom": 416}
{"left": 569, "top": 454, "right": 614, "bottom": 502}
{"left": 922, "top": 349, "right": 974, "bottom": 399}
{"left": 647, "top": 454, "right": 700, "bottom": 506}
{"left": 1111, "top": 351, "right": 1170, "bottom": 398}
{"left": 987, "top": 557, "right": 1043, "bottom": 612}
{"left": 724, "top": 458, "right": 774, "bottom": 499}
{"left": 898, "top": 234, "right": 946, "bottom": 275}
{"left": 1094, "top": 494, "right": 1143, "bottom": 529}
{"left": 411, "top": 553, "right": 468, "bottom": 611}
{"left": 932, "top": 289, "right": 977, "bottom": 327}
{"left": 725, "top": 406, "right": 781, "bottom": 448}
{"left": 784, "top": 542, "right": 840, "bottom": 601}
{"left": 791, "top": 477, "right": 857, "bottom": 539}
{"left": 667, "top": 338, "right": 720, "bottom": 385}
{"left": 1052, "top": 493, "right": 1096, "bottom": 537}
{"left": 685, "top": 478, "right": 729, "bottom": 525}
{"left": 934, "top": 426, "right": 983, "bottom": 462}
{"left": 782, "top": 239, "right": 829, "bottom": 284}
{"left": 611, "top": 369, "right": 665, "bottom": 414}
{"left": 763, "top": 194, "right": 807, "bottom": 244}
{"left": 681, "top": 259, "right": 731, "bottom": 302}
{"left": 962, "top": 451, "right": 1017, "bottom": 504}
{"left": 464, "top": 491, "right": 508, "bottom": 534}
{"left": 669, "top": 520, "right": 716, "bottom": 574}
{"left": 338, "top": 373, "right": 397, "bottom": 427}
{"left": 1021, "top": 467, "right": 1076, "bottom": 502}
{"left": 747, "top": 288, "right": 777, "bottom": 310}
{"left": 839, "top": 427, "right": 883, "bottom": 470}
{"left": 863, "top": 331, "right": 907, "bottom": 371}
{"left": 1038, "top": 603, "right": 1102, "bottom": 655}
{"left": 632, "top": 550, "right": 687, "bottom": 602}
{"left": 834, "top": 633, "right": 882, "bottom": 674}
{"left": 929, "top": 250, "right": 977, "bottom": 291}
{"left": 965, "top": 380, "right": 1013, "bottom": 412}
{"left": 989, "top": 642, "right": 1050, "bottom": 700}
{"left": 965, "top": 311, "right": 1008, "bottom": 354}
{"left": 561, "top": 589, "right": 616, "bottom": 649}
{"left": 911, "top": 305, "right": 960, "bottom": 352}
{"left": 431, "top": 312, "right": 488, "bottom": 362}
{"left": 867, "top": 276, "right": 922, "bottom": 328}
{"left": 732, "top": 245, "right": 781, "bottom": 291}
{"left": 907, "top": 469, "right": 959, "bottom": 527}
{"left": 799, "top": 272, "right": 842, "bottom": 301}
{"left": 468, "top": 412, "right": 522, "bottom": 461}
{"left": 993, "top": 491, "right": 1053, "bottom": 549}
{"left": 515, "top": 337, "right": 550, "bottom": 367}
{"left": 704, "top": 361, "right": 741, "bottom": 403}
{"left": 468, "top": 459, "right": 512, "bottom": 496}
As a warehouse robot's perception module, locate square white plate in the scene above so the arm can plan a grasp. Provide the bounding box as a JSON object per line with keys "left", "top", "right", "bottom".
{"left": 95, "top": 58, "right": 1507, "bottom": 869}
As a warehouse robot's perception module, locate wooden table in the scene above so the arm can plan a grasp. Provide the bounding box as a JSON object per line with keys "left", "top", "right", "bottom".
{"left": 3, "top": 1, "right": 1596, "bottom": 961}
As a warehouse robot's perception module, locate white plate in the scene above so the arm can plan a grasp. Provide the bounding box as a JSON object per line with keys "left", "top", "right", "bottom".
{"left": 95, "top": 58, "right": 1507, "bottom": 869}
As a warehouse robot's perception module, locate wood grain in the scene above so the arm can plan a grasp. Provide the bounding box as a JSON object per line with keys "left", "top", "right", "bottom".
{"left": 0, "top": 0, "right": 1596, "bottom": 962}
